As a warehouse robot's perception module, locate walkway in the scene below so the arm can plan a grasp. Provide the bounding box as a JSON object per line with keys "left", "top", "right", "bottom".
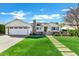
{"left": 0, "top": 35, "right": 23, "bottom": 53}
{"left": 46, "top": 35, "right": 77, "bottom": 56}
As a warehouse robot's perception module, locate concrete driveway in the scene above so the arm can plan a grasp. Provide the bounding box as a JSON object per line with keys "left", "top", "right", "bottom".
{"left": 0, "top": 35, "right": 23, "bottom": 53}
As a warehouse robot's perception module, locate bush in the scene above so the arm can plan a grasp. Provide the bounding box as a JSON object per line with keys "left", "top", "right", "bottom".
{"left": 26, "top": 34, "right": 45, "bottom": 38}
{"left": 61, "top": 30, "right": 68, "bottom": 36}
{"left": 67, "top": 30, "right": 77, "bottom": 36}
{"left": 53, "top": 32, "right": 61, "bottom": 36}
{"left": 0, "top": 24, "right": 5, "bottom": 34}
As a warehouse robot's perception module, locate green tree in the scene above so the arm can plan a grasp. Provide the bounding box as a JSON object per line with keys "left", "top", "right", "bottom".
{"left": 0, "top": 24, "right": 5, "bottom": 34}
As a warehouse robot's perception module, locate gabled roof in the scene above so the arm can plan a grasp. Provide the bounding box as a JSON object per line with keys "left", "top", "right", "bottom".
{"left": 5, "top": 19, "right": 31, "bottom": 27}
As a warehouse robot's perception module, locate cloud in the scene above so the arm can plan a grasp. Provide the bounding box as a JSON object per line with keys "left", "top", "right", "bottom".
{"left": 29, "top": 20, "right": 45, "bottom": 23}
{"left": 51, "top": 14, "right": 61, "bottom": 19}
{"left": 10, "top": 11, "right": 26, "bottom": 19}
{"left": 32, "top": 14, "right": 61, "bottom": 20}
{"left": 33, "top": 15, "right": 49, "bottom": 19}
{"left": 0, "top": 10, "right": 27, "bottom": 19}
{"left": 61, "top": 9, "right": 69, "bottom": 11}
{"left": 0, "top": 12, "right": 8, "bottom": 15}
{"left": 40, "top": 8, "right": 44, "bottom": 11}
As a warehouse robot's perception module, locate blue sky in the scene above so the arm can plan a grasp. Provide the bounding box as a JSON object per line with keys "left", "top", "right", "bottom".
{"left": 0, "top": 3, "right": 78, "bottom": 24}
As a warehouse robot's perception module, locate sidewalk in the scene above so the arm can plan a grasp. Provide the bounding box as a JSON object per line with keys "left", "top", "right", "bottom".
{"left": 46, "top": 35, "right": 77, "bottom": 56}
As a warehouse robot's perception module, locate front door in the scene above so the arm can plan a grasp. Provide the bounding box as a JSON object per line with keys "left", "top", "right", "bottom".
{"left": 44, "top": 26, "right": 48, "bottom": 32}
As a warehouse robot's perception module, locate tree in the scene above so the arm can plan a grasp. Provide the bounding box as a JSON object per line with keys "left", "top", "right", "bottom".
{"left": 64, "top": 5, "right": 79, "bottom": 36}
{"left": 0, "top": 24, "right": 5, "bottom": 34}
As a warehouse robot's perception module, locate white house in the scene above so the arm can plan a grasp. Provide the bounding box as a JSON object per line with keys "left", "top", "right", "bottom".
{"left": 32, "top": 21, "right": 60, "bottom": 35}
{"left": 5, "top": 19, "right": 60, "bottom": 36}
{"left": 42, "top": 23, "right": 60, "bottom": 34}
{"left": 5, "top": 19, "right": 32, "bottom": 35}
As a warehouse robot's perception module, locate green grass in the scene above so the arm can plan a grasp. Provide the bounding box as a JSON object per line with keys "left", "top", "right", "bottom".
{"left": 54, "top": 36, "right": 79, "bottom": 55}
{"left": 0, "top": 36, "right": 62, "bottom": 56}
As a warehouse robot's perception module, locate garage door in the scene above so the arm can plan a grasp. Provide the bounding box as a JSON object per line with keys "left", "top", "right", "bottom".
{"left": 9, "top": 27, "right": 30, "bottom": 35}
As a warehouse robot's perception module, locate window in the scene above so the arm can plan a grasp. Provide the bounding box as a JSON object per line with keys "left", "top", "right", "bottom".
{"left": 51, "top": 27, "right": 55, "bottom": 30}
{"left": 24, "top": 27, "right": 29, "bottom": 29}
{"left": 36, "top": 27, "right": 41, "bottom": 30}
{"left": 36, "top": 27, "right": 39, "bottom": 30}
{"left": 19, "top": 27, "right": 23, "bottom": 29}
{"left": 40, "top": 28, "right": 41, "bottom": 30}
{"left": 10, "top": 27, "right": 13, "bottom": 29}
{"left": 55, "top": 27, "right": 59, "bottom": 30}
{"left": 14, "top": 27, "right": 18, "bottom": 29}
{"left": 51, "top": 27, "right": 59, "bottom": 30}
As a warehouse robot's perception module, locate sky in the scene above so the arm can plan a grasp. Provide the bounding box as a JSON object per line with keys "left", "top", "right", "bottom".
{"left": 0, "top": 3, "right": 78, "bottom": 24}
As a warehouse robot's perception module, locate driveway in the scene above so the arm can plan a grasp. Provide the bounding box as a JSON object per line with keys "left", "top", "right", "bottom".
{"left": 0, "top": 35, "right": 23, "bottom": 53}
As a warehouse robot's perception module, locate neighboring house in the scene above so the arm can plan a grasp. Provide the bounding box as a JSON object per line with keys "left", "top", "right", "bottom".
{"left": 60, "top": 23, "right": 77, "bottom": 35}
{"left": 61, "top": 23, "right": 76, "bottom": 30}
{"left": 5, "top": 19, "right": 60, "bottom": 36}
{"left": 61, "top": 25, "right": 75, "bottom": 30}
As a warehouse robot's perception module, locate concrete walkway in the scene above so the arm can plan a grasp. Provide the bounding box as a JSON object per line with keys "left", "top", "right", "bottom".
{"left": 46, "top": 35, "right": 77, "bottom": 56}
{"left": 0, "top": 35, "right": 23, "bottom": 53}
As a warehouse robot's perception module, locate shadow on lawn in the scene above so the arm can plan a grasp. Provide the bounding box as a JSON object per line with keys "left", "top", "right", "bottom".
{"left": 9, "top": 34, "right": 45, "bottom": 39}
{"left": 9, "top": 35, "right": 26, "bottom": 38}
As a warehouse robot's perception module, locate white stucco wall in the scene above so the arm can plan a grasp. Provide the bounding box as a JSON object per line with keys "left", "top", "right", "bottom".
{"left": 36, "top": 26, "right": 44, "bottom": 32}
{"left": 47, "top": 25, "right": 60, "bottom": 32}
{"left": 5, "top": 27, "right": 8, "bottom": 35}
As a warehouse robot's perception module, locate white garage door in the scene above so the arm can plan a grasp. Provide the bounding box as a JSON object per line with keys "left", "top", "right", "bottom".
{"left": 9, "top": 27, "right": 30, "bottom": 35}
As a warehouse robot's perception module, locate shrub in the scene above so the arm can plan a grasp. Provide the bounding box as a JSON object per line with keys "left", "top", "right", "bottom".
{"left": 0, "top": 24, "right": 5, "bottom": 34}
{"left": 53, "top": 32, "right": 61, "bottom": 36}
{"left": 67, "top": 30, "right": 77, "bottom": 36}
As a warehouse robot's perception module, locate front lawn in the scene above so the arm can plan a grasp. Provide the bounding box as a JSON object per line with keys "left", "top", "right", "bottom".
{"left": 0, "top": 36, "right": 62, "bottom": 56}
{"left": 54, "top": 36, "right": 79, "bottom": 55}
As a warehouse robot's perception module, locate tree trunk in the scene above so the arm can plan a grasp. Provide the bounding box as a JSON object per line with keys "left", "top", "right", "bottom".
{"left": 76, "top": 24, "right": 79, "bottom": 37}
